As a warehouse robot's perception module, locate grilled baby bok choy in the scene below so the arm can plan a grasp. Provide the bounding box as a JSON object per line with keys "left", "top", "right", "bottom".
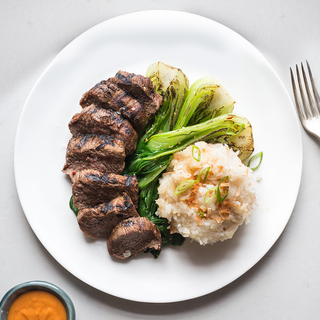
{"left": 137, "top": 62, "right": 189, "bottom": 148}
{"left": 146, "top": 62, "right": 189, "bottom": 131}
{"left": 174, "top": 76, "right": 235, "bottom": 129}
{"left": 207, "top": 115, "right": 254, "bottom": 161}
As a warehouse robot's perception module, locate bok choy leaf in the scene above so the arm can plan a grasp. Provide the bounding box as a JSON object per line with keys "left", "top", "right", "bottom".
{"left": 174, "top": 76, "right": 235, "bottom": 129}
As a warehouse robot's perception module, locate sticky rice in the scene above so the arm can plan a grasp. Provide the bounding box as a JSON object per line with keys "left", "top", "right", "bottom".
{"left": 156, "top": 142, "right": 257, "bottom": 245}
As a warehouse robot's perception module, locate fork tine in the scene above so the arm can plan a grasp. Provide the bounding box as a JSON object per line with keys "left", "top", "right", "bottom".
{"left": 306, "top": 61, "right": 320, "bottom": 115}
{"left": 290, "top": 67, "right": 306, "bottom": 122}
{"left": 291, "top": 62, "right": 320, "bottom": 140}
{"left": 296, "top": 64, "right": 311, "bottom": 119}
{"left": 301, "top": 62, "right": 316, "bottom": 117}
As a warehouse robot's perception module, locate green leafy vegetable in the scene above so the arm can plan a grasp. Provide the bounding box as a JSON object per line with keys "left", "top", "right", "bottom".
{"left": 137, "top": 62, "right": 189, "bottom": 147}
{"left": 126, "top": 114, "right": 248, "bottom": 181}
{"left": 174, "top": 76, "right": 235, "bottom": 129}
{"left": 139, "top": 177, "right": 185, "bottom": 258}
{"left": 207, "top": 116, "right": 254, "bottom": 161}
{"left": 69, "top": 195, "right": 79, "bottom": 216}
{"left": 146, "top": 62, "right": 189, "bottom": 132}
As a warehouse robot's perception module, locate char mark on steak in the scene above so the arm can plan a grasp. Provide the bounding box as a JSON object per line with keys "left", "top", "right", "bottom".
{"left": 79, "top": 72, "right": 162, "bottom": 131}
{"left": 68, "top": 104, "right": 138, "bottom": 155}
{"left": 109, "top": 71, "right": 162, "bottom": 112}
{"left": 72, "top": 169, "right": 139, "bottom": 209}
{"left": 77, "top": 193, "right": 139, "bottom": 239}
{"left": 79, "top": 81, "right": 145, "bottom": 131}
{"left": 62, "top": 134, "right": 125, "bottom": 181}
{"left": 107, "top": 217, "right": 161, "bottom": 259}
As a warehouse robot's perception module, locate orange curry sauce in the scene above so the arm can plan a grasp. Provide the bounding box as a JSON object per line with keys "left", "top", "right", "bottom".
{"left": 7, "top": 290, "right": 67, "bottom": 320}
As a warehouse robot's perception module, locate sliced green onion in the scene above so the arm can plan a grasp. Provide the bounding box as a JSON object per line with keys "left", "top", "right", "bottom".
{"left": 192, "top": 145, "right": 201, "bottom": 162}
{"left": 226, "top": 122, "right": 245, "bottom": 136}
{"left": 197, "top": 166, "right": 210, "bottom": 183}
{"left": 204, "top": 187, "right": 216, "bottom": 203}
{"left": 174, "top": 166, "right": 210, "bottom": 195}
{"left": 247, "top": 151, "right": 263, "bottom": 171}
{"left": 216, "top": 176, "right": 229, "bottom": 204}
{"left": 174, "top": 179, "right": 197, "bottom": 195}
{"left": 196, "top": 210, "right": 207, "bottom": 218}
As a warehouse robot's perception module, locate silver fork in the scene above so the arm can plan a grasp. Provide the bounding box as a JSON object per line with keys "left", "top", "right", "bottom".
{"left": 290, "top": 61, "right": 320, "bottom": 140}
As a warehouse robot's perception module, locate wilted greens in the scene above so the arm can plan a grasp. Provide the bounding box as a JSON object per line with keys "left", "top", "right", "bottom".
{"left": 124, "top": 62, "right": 254, "bottom": 258}
{"left": 69, "top": 195, "right": 78, "bottom": 216}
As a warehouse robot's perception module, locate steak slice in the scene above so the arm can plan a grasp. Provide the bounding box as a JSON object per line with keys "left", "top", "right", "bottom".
{"left": 62, "top": 134, "right": 125, "bottom": 181}
{"left": 107, "top": 217, "right": 161, "bottom": 259}
{"left": 79, "top": 81, "right": 147, "bottom": 131}
{"left": 109, "top": 71, "right": 162, "bottom": 113}
{"left": 72, "top": 169, "right": 139, "bottom": 209}
{"left": 68, "top": 104, "right": 138, "bottom": 155}
{"left": 77, "top": 193, "right": 139, "bottom": 239}
{"left": 79, "top": 72, "right": 162, "bottom": 131}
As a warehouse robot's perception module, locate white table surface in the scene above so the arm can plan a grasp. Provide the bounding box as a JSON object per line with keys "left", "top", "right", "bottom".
{"left": 1, "top": 1, "right": 320, "bottom": 319}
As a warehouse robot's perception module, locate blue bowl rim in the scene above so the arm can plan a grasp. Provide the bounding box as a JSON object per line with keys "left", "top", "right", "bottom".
{"left": 0, "top": 280, "right": 75, "bottom": 320}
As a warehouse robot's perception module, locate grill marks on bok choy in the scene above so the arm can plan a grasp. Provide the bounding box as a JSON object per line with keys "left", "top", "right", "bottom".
{"left": 174, "top": 76, "right": 235, "bottom": 129}
{"left": 124, "top": 62, "right": 254, "bottom": 258}
{"left": 137, "top": 62, "right": 189, "bottom": 148}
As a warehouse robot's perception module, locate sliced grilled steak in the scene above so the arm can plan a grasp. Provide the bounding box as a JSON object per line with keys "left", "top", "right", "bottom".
{"left": 79, "top": 73, "right": 162, "bottom": 131}
{"left": 109, "top": 71, "right": 162, "bottom": 112}
{"left": 72, "top": 169, "right": 139, "bottom": 209}
{"left": 79, "top": 81, "right": 147, "bottom": 131}
{"left": 68, "top": 104, "right": 138, "bottom": 155}
{"left": 107, "top": 217, "right": 161, "bottom": 259}
{"left": 77, "top": 193, "right": 139, "bottom": 239}
{"left": 62, "top": 134, "right": 125, "bottom": 181}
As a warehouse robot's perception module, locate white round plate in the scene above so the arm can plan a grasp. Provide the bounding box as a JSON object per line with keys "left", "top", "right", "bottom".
{"left": 14, "top": 10, "right": 302, "bottom": 303}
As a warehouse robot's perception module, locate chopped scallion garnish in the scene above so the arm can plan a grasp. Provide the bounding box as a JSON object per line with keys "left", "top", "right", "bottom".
{"left": 174, "top": 166, "right": 211, "bottom": 195}
{"left": 247, "top": 151, "right": 263, "bottom": 171}
{"left": 204, "top": 187, "right": 216, "bottom": 203}
{"left": 197, "top": 166, "right": 210, "bottom": 183}
{"left": 216, "top": 176, "right": 229, "bottom": 204}
{"left": 196, "top": 210, "right": 207, "bottom": 218}
{"left": 192, "top": 145, "right": 201, "bottom": 162}
{"left": 174, "top": 179, "right": 197, "bottom": 195}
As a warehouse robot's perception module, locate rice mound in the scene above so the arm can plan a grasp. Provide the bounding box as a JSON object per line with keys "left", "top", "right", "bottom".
{"left": 156, "top": 142, "right": 257, "bottom": 245}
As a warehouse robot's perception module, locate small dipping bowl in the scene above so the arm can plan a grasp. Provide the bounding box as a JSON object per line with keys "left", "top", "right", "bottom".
{"left": 0, "top": 280, "right": 75, "bottom": 320}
